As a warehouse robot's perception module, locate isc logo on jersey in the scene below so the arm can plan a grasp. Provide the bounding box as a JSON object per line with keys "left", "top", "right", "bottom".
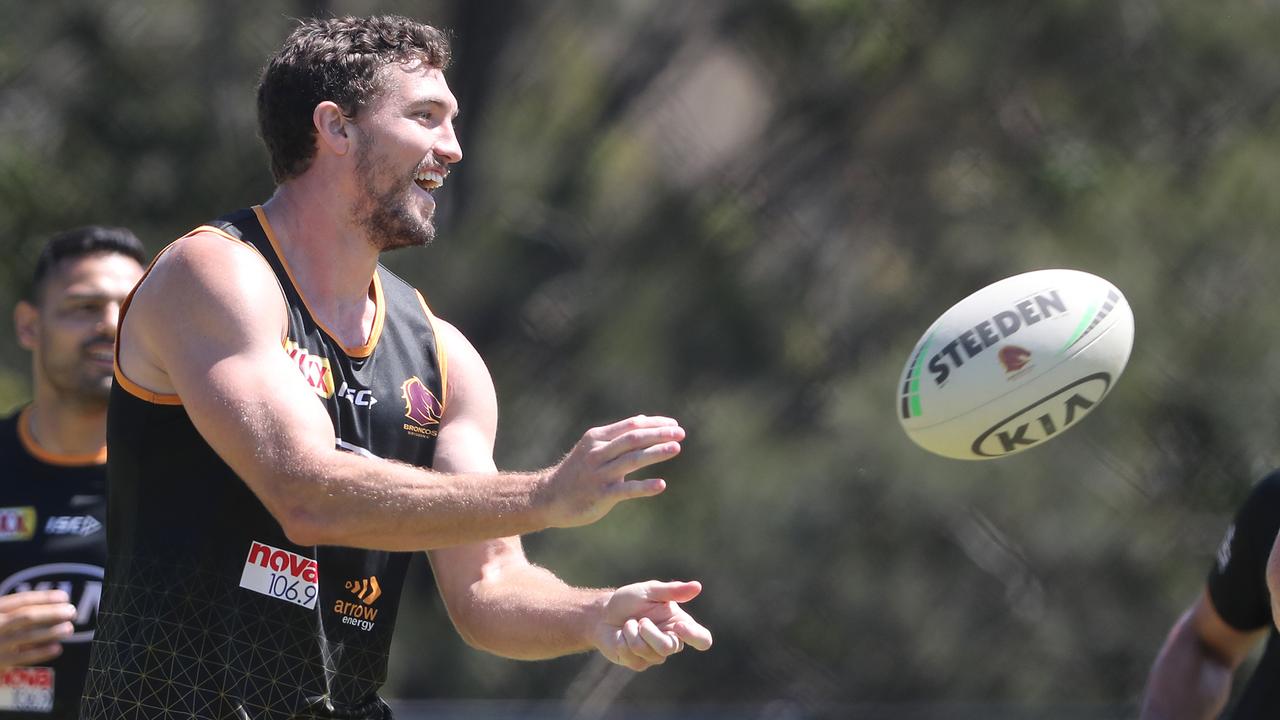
{"left": 337, "top": 381, "right": 376, "bottom": 407}
{"left": 239, "top": 541, "right": 319, "bottom": 610}
{"left": 0, "top": 563, "right": 103, "bottom": 642}
{"left": 284, "top": 340, "right": 334, "bottom": 399}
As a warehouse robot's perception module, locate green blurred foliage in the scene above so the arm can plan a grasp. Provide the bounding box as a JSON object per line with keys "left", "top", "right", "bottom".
{"left": 5, "top": 0, "right": 1280, "bottom": 714}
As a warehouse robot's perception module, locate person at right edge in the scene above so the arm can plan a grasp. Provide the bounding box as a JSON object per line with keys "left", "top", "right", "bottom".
{"left": 1141, "top": 471, "right": 1280, "bottom": 718}
{"left": 81, "top": 15, "right": 711, "bottom": 720}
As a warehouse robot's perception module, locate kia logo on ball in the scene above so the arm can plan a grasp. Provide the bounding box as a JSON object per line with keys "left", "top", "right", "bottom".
{"left": 970, "top": 373, "right": 1113, "bottom": 457}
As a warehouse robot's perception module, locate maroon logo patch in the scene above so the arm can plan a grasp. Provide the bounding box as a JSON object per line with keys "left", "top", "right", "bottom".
{"left": 998, "top": 345, "right": 1032, "bottom": 373}
{"left": 401, "top": 376, "right": 443, "bottom": 427}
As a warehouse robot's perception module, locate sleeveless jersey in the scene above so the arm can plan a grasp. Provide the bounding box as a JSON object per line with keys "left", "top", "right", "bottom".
{"left": 1206, "top": 470, "right": 1280, "bottom": 719}
{"left": 0, "top": 408, "right": 106, "bottom": 719}
{"left": 82, "top": 207, "right": 447, "bottom": 720}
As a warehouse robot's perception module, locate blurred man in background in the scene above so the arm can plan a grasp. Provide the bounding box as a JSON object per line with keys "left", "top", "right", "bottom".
{"left": 84, "top": 15, "right": 710, "bottom": 720}
{"left": 0, "top": 227, "right": 145, "bottom": 718}
{"left": 1140, "top": 472, "right": 1280, "bottom": 719}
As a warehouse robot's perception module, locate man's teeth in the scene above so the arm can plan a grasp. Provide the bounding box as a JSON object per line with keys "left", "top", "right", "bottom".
{"left": 415, "top": 169, "right": 445, "bottom": 190}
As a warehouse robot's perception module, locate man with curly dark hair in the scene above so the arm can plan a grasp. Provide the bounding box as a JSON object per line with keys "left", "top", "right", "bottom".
{"left": 82, "top": 15, "right": 710, "bottom": 720}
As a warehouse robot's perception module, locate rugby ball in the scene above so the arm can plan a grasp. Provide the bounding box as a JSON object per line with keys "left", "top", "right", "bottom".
{"left": 897, "top": 269, "right": 1134, "bottom": 460}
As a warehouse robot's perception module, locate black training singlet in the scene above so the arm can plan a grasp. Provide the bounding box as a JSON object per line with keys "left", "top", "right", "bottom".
{"left": 82, "top": 207, "right": 447, "bottom": 720}
{"left": 1206, "top": 470, "right": 1280, "bottom": 719}
{"left": 0, "top": 408, "right": 107, "bottom": 719}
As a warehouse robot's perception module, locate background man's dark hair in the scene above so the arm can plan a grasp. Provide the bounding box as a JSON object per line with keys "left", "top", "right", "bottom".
{"left": 256, "top": 14, "right": 452, "bottom": 184}
{"left": 28, "top": 225, "right": 147, "bottom": 304}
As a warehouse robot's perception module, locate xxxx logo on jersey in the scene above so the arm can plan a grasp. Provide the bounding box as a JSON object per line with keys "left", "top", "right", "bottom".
{"left": 401, "top": 376, "right": 443, "bottom": 438}
{"left": 0, "top": 508, "right": 35, "bottom": 542}
{"left": 285, "top": 339, "right": 334, "bottom": 399}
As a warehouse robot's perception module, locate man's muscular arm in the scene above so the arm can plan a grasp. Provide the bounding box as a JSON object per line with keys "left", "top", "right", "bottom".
{"left": 118, "top": 233, "right": 684, "bottom": 550}
{"left": 426, "top": 325, "right": 711, "bottom": 668}
{"left": 1140, "top": 590, "right": 1262, "bottom": 720}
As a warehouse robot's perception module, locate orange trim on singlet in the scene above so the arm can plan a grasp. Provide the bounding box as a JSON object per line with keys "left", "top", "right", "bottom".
{"left": 416, "top": 290, "right": 449, "bottom": 413}
{"left": 113, "top": 226, "right": 287, "bottom": 406}
{"left": 252, "top": 206, "right": 386, "bottom": 359}
{"left": 16, "top": 406, "right": 107, "bottom": 466}
{"left": 113, "top": 242, "right": 184, "bottom": 406}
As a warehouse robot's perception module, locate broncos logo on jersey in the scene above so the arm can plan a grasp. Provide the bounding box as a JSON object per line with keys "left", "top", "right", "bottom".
{"left": 401, "top": 376, "right": 443, "bottom": 427}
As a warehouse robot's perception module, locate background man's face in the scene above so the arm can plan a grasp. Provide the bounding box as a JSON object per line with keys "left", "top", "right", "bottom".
{"left": 17, "top": 252, "right": 145, "bottom": 406}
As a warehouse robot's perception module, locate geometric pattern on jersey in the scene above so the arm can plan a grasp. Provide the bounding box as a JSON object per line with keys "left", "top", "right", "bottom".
{"left": 84, "top": 207, "right": 444, "bottom": 720}
{"left": 85, "top": 552, "right": 401, "bottom": 720}
{"left": 0, "top": 409, "right": 108, "bottom": 720}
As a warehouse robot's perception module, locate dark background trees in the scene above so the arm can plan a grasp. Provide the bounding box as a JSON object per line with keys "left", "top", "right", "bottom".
{"left": 4, "top": 0, "right": 1277, "bottom": 715}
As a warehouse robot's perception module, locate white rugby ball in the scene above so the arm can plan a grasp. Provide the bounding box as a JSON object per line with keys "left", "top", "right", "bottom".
{"left": 897, "top": 268, "right": 1134, "bottom": 460}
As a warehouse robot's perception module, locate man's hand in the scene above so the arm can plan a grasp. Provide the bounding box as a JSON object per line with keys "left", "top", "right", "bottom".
{"left": 592, "top": 580, "right": 713, "bottom": 671}
{"left": 541, "top": 416, "right": 686, "bottom": 528}
{"left": 0, "top": 590, "right": 77, "bottom": 670}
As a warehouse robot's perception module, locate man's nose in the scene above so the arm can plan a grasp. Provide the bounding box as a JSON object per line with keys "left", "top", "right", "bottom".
{"left": 435, "top": 122, "right": 463, "bottom": 165}
{"left": 96, "top": 301, "right": 124, "bottom": 336}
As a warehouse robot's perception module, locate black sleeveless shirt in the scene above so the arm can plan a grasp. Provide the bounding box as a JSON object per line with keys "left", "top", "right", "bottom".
{"left": 0, "top": 408, "right": 107, "bottom": 719}
{"left": 1207, "top": 470, "right": 1280, "bottom": 719}
{"left": 83, "top": 207, "right": 446, "bottom": 720}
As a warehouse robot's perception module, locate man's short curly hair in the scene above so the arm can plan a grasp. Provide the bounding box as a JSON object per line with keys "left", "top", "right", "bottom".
{"left": 256, "top": 15, "right": 452, "bottom": 184}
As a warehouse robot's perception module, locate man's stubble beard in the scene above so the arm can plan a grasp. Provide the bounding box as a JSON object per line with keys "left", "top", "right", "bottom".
{"left": 40, "top": 345, "right": 113, "bottom": 410}
{"left": 353, "top": 140, "right": 437, "bottom": 252}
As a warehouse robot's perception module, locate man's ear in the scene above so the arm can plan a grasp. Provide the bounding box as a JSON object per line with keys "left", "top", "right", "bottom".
{"left": 314, "top": 101, "right": 352, "bottom": 157}
{"left": 14, "top": 300, "right": 39, "bottom": 351}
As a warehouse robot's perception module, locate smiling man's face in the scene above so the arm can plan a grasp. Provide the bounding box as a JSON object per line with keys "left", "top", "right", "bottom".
{"left": 349, "top": 62, "right": 463, "bottom": 252}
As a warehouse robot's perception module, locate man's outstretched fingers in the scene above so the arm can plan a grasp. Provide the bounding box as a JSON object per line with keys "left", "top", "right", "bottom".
{"left": 642, "top": 580, "right": 703, "bottom": 603}
{"left": 1, "top": 620, "right": 74, "bottom": 650}
{"left": 603, "top": 442, "right": 683, "bottom": 477}
{"left": 608, "top": 477, "right": 667, "bottom": 503}
{"left": 591, "top": 416, "right": 681, "bottom": 442}
{"left": 671, "top": 620, "right": 714, "bottom": 652}
{"left": 0, "top": 590, "right": 70, "bottom": 613}
{"left": 622, "top": 618, "right": 664, "bottom": 664}
{"left": 6, "top": 642, "right": 63, "bottom": 666}
{"left": 605, "top": 425, "right": 686, "bottom": 455}
{"left": 638, "top": 617, "right": 679, "bottom": 655}
{"left": 0, "top": 602, "right": 77, "bottom": 634}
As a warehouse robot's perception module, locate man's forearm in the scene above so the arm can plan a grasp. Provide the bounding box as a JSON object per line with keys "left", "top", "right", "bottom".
{"left": 270, "top": 451, "right": 552, "bottom": 550}
{"left": 443, "top": 562, "right": 608, "bottom": 660}
{"left": 1140, "top": 626, "right": 1233, "bottom": 720}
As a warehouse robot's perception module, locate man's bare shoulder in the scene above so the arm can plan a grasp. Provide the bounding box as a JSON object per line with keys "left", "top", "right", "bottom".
{"left": 431, "top": 318, "right": 490, "bottom": 388}
{"left": 123, "top": 229, "right": 286, "bottom": 371}
{"left": 428, "top": 315, "right": 497, "bottom": 431}
{"left": 139, "top": 231, "right": 279, "bottom": 306}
